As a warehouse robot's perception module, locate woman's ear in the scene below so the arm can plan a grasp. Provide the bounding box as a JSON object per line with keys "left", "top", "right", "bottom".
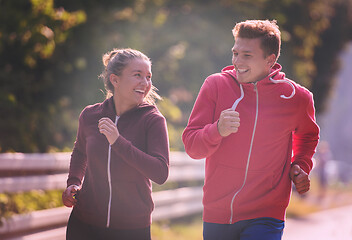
{"left": 110, "top": 74, "right": 119, "bottom": 87}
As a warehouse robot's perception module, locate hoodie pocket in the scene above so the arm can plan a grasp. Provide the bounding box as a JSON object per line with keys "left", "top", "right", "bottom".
{"left": 112, "top": 182, "right": 153, "bottom": 218}
{"left": 236, "top": 169, "right": 277, "bottom": 207}
{"left": 203, "top": 165, "right": 245, "bottom": 209}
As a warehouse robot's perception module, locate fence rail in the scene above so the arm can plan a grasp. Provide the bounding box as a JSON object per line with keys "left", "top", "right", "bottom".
{"left": 0, "top": 152, "right": 204, "bottom": 240}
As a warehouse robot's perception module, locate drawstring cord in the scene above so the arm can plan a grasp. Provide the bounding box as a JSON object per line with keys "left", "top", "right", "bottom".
{"left": 269, "top": 77, "right": 296, "bottom": 99}
{"left": 232, "top": 84, "right": 244, "bottom": 110}
{"left": 229, "top": 74, "right": 295, "bottom": 112}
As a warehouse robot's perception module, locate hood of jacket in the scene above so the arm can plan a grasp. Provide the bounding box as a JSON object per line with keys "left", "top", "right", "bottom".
{"left": 221, "top": 63, "right": 284, "bottom": 81}
{"left": 221, "top": 63, "right": 295, "bottom": 99}
{"left": 102, "top": 97, "right": 157, "bottom": 120}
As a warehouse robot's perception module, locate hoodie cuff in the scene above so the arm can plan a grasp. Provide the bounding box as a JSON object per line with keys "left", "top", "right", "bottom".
{"left": 67, "top": 178, "right": 81, "bottom": 188}
{"left": 206, "top": 121, "right": 223, "bottom": 144}
{"left": 111, "top": 135, "right": 130, "bottom": 153}
{"left": 292, "top": 160, "right": 311, "bottom": 175}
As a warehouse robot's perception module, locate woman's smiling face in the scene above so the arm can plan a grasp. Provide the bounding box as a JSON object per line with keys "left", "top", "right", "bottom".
{"left": 112, "top": 58, "right": 152, "bottom": 109}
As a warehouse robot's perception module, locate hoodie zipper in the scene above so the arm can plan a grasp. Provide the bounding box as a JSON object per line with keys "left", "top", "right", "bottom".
{"left": 106, "top": 115, "right": 119, "bottom": 228}
{"left": 229, "top": 82, "right": 259, "bottom": 224}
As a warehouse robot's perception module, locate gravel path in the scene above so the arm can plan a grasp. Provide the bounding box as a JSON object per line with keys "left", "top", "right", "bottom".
{"left": 283, "top": 204, "right": 352, "bottom": 240}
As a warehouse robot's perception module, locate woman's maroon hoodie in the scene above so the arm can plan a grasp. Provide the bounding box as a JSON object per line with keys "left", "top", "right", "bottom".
{"left": 67, "top": 97, "right": 169, "bottom": 229}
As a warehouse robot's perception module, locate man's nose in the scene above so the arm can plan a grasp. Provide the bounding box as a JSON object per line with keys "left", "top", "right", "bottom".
{"left": 233, "top": 55, "right": 241, "bottom": 65}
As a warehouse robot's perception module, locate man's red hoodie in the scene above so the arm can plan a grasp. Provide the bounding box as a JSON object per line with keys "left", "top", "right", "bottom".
{"left": 182, "top": 63, "right": 319, "bottom": 224}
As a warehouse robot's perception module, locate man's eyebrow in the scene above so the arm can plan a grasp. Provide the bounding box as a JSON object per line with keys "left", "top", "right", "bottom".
{"left": 232, "top": 48, "right": 252, "bottom": 53}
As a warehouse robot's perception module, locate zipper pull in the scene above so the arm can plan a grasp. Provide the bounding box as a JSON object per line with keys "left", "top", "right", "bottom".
{"left": 253, "top": 82, "right": 258, "bottom": 92}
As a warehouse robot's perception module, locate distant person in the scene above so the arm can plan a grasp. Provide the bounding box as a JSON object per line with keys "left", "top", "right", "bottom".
{"left": 314, "top": 140, "right": 332, "bottom": 199}
{"left": 182, "top": 20, "right": 320, "bottom": 240}
{"left": 62, "top": 48, "right": 169, "bottom": 240}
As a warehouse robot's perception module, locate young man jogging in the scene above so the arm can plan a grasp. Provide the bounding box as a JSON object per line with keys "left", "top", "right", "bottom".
{"left": 182, "top": 20, "right": 319, "bottom": 240}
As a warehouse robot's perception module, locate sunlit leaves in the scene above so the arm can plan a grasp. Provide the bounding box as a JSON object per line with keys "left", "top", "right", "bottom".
{"left": 0, "top": 0, "right": 87, "bottom": 152}
{"left": 157, "top": 97, "right": 182, "bottom": 123}
{"left": 154, "top": 9, "right": 169, "bottom": 27}
{"left": 1, "top": 0, "right": 351, "bottom": 153}
{"left": 17, "top": 0, "right": 87, "bottom": 64}
{"left": 0, "top": 190, "right": 63, "bottom": 221}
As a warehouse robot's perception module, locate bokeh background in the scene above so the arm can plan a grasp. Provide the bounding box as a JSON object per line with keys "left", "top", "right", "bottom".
{"left": 1, "top": 0, "right": 352, "bottom": 239}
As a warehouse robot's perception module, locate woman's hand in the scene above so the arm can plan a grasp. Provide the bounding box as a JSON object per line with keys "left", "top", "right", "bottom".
{"left": 98, "top": 117, "right": 120, "bottom": 145}
{"left": 62, "top": 185, "right": 80, "bottom": 207}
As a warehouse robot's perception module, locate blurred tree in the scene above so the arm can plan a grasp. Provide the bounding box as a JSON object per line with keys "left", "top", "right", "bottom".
{"left": 220, "top": 0, "right": 352, "bottom": 113}
{"left": 1, "top": 0, "right": 351, "bottom": 152}
{"left": 0, "top": 0, "right": 86, "bottom": 152}
{"left": 261, "top": 0, "right": 352, "bottom": 113}
{"left": 310, "top": 0, "right": 352, "bottom": 113}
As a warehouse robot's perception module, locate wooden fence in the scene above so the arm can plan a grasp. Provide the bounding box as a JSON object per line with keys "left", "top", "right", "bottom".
{"left": 0, "top": 152, "right": 205, "bottom": 240}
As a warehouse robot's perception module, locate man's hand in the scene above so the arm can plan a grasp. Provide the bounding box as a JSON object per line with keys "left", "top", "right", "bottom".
{"left": 290, "top": 164, "right": 310, "bottom": 194}
{"left": 98, "top": 117, "right": 119, "bottom": 145}
{"left": 217, "top": 109, "right": 240, "bottom": 137}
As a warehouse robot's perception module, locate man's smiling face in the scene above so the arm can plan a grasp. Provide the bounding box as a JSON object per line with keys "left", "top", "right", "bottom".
{"left": 232, "top": 37, "right": 274, "bottom": 83}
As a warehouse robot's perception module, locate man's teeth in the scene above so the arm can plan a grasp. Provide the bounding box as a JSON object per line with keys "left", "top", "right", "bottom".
{"left": 135, "top": 90, "right": 145, "bottom": 93}
{"left": 237, "top": 69, "right": 248, "bottom": 73}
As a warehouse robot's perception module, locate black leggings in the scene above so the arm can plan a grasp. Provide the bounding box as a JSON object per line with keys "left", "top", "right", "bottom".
{"left": 66, "top": 212, "right": 151, "bottom": 240}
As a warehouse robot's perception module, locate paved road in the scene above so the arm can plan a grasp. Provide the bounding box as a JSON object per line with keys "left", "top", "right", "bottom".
{"left": 283, "top": 204, "right": 352, "bottom": 240}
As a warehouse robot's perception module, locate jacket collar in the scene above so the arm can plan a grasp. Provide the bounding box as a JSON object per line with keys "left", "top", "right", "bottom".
{"left": 222, "top": 63, "right": 285, "bottom": 86}
{"left": 103, "top": 96, "right": 154, "bottom": 120}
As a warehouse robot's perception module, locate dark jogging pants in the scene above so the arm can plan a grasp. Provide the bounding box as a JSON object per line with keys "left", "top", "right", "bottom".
{"left": 66, "top": 212, "right": 151, "bottom": 240}
{"left": 203, "top": 217, "right": 285, "bottom": 240}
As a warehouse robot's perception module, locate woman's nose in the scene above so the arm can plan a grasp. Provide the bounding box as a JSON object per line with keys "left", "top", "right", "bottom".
{"left": 140, "top": 77, "right": 148, "bottom": 86}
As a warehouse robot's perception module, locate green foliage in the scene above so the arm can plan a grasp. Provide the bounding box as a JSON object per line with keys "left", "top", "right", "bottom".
{"left": 310, "top": 1, "right": 352, "bottom": 113}
{"left": 157, "top": 97, "right": 185, "bottom": 150}
{"left": 1, "top": 0, "right": 351, "bottom": 152}
{"left": 0, "top": 190, "right": 63, "bottom": 222}
{"left": 152, "top": 214, "right": 203, "bottom": 240}
{"left": 0, "top": 0, "right": 86, "bottom": 152}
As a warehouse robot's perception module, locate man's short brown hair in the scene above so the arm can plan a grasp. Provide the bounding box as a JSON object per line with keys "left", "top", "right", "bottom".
{"left": 232, "top": 20, "right": 281, "bottom": 62}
